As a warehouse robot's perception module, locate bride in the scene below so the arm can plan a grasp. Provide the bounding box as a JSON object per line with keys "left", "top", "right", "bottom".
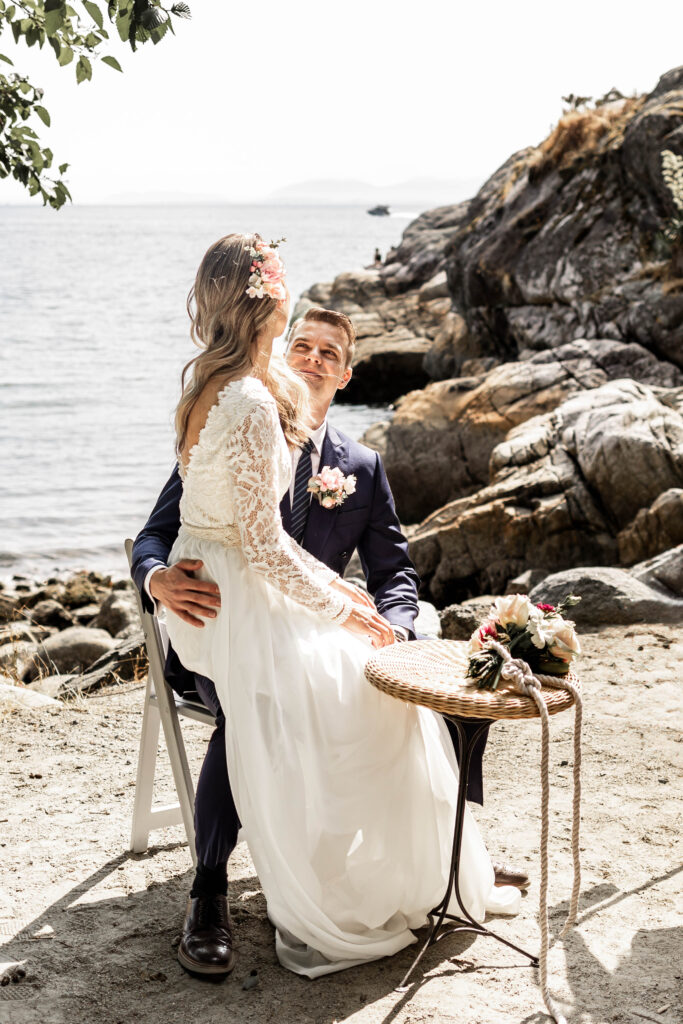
{"left": 164, "top": 232, "right": 520, "bottom": 977}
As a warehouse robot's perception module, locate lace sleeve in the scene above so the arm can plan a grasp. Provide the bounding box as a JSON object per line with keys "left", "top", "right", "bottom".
{"left": 227, "top": 397, "right": 352, "bottom": 624}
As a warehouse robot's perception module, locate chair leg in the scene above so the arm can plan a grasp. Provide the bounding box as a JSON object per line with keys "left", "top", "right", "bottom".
{"left": 155, "top": 689, "right": 198, "bottom": 867}
{"left": 130, "top": 676, "right": 161, "bottom": 854}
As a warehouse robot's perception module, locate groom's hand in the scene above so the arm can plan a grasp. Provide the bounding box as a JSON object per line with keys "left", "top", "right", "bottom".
{"left": 149, "top": 560, "right": 221, "bottom": 627}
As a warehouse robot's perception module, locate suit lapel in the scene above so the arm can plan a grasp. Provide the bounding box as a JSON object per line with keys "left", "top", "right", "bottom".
{"left": 303, "top": 424, "right": 348, "bottom": 558}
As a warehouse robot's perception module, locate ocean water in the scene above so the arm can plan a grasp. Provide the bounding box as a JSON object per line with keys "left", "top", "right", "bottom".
{"left": 0, "top": 204, "right": 407, "bottom": 581}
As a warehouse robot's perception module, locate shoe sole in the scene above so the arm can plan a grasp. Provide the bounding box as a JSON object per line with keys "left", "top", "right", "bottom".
{"left": 177, "top": 946, "right": 236, "bottom": 976}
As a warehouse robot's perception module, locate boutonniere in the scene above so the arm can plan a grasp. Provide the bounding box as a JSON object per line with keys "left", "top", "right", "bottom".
{"left": 307, "top": 466, "right": 357, "bottom": 509}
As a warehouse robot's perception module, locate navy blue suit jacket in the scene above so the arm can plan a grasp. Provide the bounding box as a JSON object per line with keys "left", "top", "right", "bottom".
{"left": 131, "top": 422, "right": 419, "bottom": 693}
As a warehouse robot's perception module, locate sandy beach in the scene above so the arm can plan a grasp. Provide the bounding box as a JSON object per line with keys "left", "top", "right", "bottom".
{"left": 1, "top": 623, "right": 681, "bottom": 1024}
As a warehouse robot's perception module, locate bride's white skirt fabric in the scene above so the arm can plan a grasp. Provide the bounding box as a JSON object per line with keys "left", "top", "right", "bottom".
{"left": 166, "top": 528, "right": 520, "bottom": 977}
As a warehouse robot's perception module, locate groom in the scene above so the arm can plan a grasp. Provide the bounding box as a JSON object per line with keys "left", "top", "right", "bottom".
{"left": 131, "top": 307, "right": 525, "bottom": 976}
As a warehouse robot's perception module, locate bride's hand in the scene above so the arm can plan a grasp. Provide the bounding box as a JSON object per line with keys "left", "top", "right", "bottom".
{"left": 341, "top": 604, "right": 395, "bottom": 649}
{"left": 330, "top": 577, "right": 376, "bottom": 609}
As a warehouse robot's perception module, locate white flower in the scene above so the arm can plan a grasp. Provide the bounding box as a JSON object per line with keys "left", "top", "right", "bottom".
{"left": 548, "top": 620, "right": 581, "bottom": 661}
{"left": 342, "top": 474, "right": 357, "bottom": 495}
{"left": 491, "top": 594, "right": 532, "bottom": 629}
{"left": 527, "top": 608, "right": 557, "bottom": 649}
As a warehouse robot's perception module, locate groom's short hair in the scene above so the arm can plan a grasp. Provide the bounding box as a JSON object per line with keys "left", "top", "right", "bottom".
{"left": 289, "top": 307, "right": 356, "bottom": 368}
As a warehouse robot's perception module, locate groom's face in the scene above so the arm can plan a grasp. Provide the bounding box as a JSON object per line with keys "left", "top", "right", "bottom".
{"left": 286, "top": 321, "right": 352, "bottom": 412}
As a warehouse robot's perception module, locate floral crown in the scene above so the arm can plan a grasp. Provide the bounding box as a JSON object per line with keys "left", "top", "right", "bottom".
{"left": 245, "top": 237, "right": 287, "bottom": 301}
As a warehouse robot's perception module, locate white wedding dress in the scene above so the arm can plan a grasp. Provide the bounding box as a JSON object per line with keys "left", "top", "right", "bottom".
{"left": 165, "top": 376, "right": 520, "bottom": 977}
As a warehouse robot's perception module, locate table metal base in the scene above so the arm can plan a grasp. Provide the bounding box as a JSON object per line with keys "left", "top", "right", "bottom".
{"left": 397, "top": 717, "right": 539, "bottom": 991}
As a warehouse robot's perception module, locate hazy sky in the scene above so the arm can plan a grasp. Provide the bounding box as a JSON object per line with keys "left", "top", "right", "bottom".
{"left": 2, "top": 0, "right": 682, "bottom": 204}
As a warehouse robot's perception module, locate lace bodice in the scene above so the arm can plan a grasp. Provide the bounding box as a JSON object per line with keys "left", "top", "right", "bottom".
{"left": 178, "top": 376, "right": 351, "bottom": 624}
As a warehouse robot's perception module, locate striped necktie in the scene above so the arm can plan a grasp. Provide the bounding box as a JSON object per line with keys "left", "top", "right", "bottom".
{"left": 290, "top": 438, "right": 315, "bottom": 544}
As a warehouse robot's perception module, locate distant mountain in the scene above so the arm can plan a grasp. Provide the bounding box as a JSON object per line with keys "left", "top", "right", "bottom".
{"left": 268, "top": 176, "right": 486, "bottom": 207}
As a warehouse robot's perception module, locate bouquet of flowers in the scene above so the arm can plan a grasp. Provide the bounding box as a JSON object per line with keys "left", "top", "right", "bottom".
{"left": 466, "top": 593, "right": 582, "bottom": 691}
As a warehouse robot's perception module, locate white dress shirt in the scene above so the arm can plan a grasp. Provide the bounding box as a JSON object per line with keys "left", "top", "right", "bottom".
{"left": 289, "top": 419, "right": 327, "bottom": 505}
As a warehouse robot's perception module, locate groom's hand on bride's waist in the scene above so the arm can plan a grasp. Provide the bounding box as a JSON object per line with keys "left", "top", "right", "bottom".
{"left": 149, "top": 560, "right": 221, "bottom": 627}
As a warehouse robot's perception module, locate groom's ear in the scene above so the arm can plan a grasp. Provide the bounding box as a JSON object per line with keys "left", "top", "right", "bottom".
{"left": 337, "top": 366, "right": 353, "bottom": 391}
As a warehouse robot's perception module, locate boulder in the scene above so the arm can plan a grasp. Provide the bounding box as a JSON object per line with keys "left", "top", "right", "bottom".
{"left": 414, "top": 600, "right": 441, "bottom": 639}
{"left": 27, "top": 626, "right": 115, "bottom": 680}
{"left": 72, "top": 603, "right": 100, "bottom": 626}
{"left": 363, "top": 339, "right": 681, "bottom": 524}
{"left": 0, "top": 593, "right": 19, "bottom": 624}
{"left": 60, "top": 574, "right": 98, "bottom": 609}
{"left": 0, "top": 621, "right": 55, "bottom": 646}
{"left": 529, "top": 560, "right": 683, "bottom": 624}
{"left": 92, "top": 591, "right": 138, "bottom": 637}
{"left": 408, "top": 380, "right": 683, "bottom": 605}
{"left": 439, "top": 596, "right": 499, "bottom": 641}
{"left": 617, "top": 488, "right": 683, "bottom": 564}
{"left": 0, "top": 682, "right": 61, "bottom": 710}
{"left": 28, "top": 674, "right": 73, "bottom": 698}
{"left": 0, "top": 641, "right": 39, "bottom": 680}
{"left": 61, "top": 632, "right": 146, "bottom": 696}
{"left": 631, "top": 543, "right": 683, "bottom": 596}
{"left": 30, "top": 599, "right": 74, "bottom": 630}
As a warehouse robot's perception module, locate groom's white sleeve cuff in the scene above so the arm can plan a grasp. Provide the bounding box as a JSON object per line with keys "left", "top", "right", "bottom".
{"left": 144, "top": 565, "right": 163, "bottom": 613}
{"left": 392, "top": 626, "right": 409, "bottom": 642}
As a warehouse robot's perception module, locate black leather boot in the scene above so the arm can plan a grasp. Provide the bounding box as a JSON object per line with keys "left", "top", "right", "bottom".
{"left": 177, "top": 894, "right": 235, "bottom": 975}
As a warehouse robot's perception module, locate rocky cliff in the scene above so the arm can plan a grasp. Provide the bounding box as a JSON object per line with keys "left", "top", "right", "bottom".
{"left": 296, "top": 67, "right": 683, "bottom": 611}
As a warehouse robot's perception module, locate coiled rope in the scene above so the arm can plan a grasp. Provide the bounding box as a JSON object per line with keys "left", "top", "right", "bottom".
{"left": 486, "top": 638, "right": 583, "bottom": 1024}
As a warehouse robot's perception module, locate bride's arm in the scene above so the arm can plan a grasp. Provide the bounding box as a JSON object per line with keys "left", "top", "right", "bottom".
{"left": 228, "top": 398, "right": 353, "bottom": 624}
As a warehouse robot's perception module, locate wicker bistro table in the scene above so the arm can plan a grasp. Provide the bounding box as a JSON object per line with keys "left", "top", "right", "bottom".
{"left": 364, "top": 637, "right": 580, "bottom": 993}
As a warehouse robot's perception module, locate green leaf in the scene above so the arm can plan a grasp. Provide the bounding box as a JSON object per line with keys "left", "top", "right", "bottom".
{"left": 57, "top": 43, "right": 74, "bottom": 65}
{"left": 140, "top": 7, "right": 164, "bottom": 29}
{"left": 171, "top": 2, "right": 191, "bottom": 17}
{"left": 34, "top": 104, "right": 51, "bottom": 126}
{"left": 83, "top": 0, "right": 104, "bottom": 28}
{"left": 75, "top": 54, "right": 92, "bottom": 82}
{"left": 59, "top": 162, "right": 69, "bottom": 173}
{"left": 44, "top": 6, "right": 65, "bottom": 34}
{"left": 0, "top": 53, "right": 14, "bottom": 66}
{"left": 101, "top": 53, "right": 122, "bottom": 71}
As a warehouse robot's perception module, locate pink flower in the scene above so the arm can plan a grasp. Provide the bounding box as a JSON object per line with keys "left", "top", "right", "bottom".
{"left": 321, "top": 496, "right": 337, "bottom": 509}
{"left": 261, "top": 261, "right": 284, "bottom": 284}
{"left": 536, "top": 602, "right": 555, "bottom": 612}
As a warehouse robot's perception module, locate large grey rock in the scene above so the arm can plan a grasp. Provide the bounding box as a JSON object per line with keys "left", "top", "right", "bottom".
{"left": 408, "top": 380, "right": 683, "bottom": 605}
{"left": 28, "top": 626, "right": 115, "bottom": 680}
{"left": 364, "top": 340, "right": 681, "bottom": 524}
{"left": 0, "top": 593, "right": 19, "bottom": 624}
{"left": 529, "top": 559, "right": 683, "bottom": 624}
{"left": 0, "top": 682, "right": 61, "bottom": 710}
{"left": 617, "top": 489, "right": 683, "bottom": 564}
{"left": 0, "top": 641, "right": 39, "bottom": 680}
{"left": 60, "top": 574, "right": 98, "bottom": 609}
{"left": 30, "top": 599, "right": 74, "bottom": 630}
{"left": 92, "top": 591, "right": 138, "bottom": 637}
{"left": 61, "top": 632, "right": 146, "bottom": 696}
{"left": 631, "top": 543, "right": 683, "bottom": 596}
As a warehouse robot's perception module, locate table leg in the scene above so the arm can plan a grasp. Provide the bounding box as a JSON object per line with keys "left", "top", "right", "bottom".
{"left": 396, "top": 717, "right": 539, "bottom": 991}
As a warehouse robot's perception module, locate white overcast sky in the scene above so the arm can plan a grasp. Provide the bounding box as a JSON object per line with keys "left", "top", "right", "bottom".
{"left": 2, "top": 0, "right": 682, "bottom": 204}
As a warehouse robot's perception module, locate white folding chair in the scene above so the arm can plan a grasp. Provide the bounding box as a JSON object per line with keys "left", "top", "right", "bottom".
{"left": 125, "top": 538, "right": 214, "bottom": 866}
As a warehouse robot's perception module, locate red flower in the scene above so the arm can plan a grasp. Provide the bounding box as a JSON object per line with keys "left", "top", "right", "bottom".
{"left": 536, "top": 602, "right": 555, "bottom": 612}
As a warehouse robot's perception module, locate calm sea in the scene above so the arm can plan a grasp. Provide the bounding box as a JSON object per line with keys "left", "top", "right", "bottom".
{"left": 0, "top": 204, "right": 408, "bottom": 581}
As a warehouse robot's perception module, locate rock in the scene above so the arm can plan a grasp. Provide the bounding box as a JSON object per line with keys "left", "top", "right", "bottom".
{"left": 408, "top": 380, "right": 683, "bottom": 605}
{"left": 0, "top": 620, "right": 55, "bottom": 646}
{"left": 505, "top": 569, "right": 547, "bottom": 594}
{"left": 18, "top": 585, "right": 62, "bottom": 610}
{"left": 439, "top": 596, "right": 498, "bottom": 640}
{"left": 60, "top": 632, "right": 146, "bottom": 696}
{"left": 30, "top": 599, "right": 74, "bottom": 630}
{"left": 0, "top": 641, "right": 39, "bottom": 680}
{"left": 27, "top": 626, "right": 116, "bottom": 680}
{"left": 92, "top": 591, "right": 138, "bottom": 637}
{"left": 364, "top": 339, "right": 680, "bottom": 524}
{"left": 0, "top": 593, "right": 19, "bottom": 624}
{"left": 72, "top": 603, "right": 100, "bottom": 626}
{"left": 111, "top": 578, "right": 133, "bottom": 591}
{"left": 529, "top": 562, "right": 683, "bottom": 624}
{"left": 617, "top": 489, "right": 683, "bottom": 564}
{"left": 348, "top": 334, "right": 432, "bottom": 403}
{"left": 114, "top": 621, "right": 141, "bottom": 640}
{"left": 29, "top": 674, "right": 73, "bottom": 698}
{"left": 0, "top": 682, "right": 61, "bottom": 710}
{"left": 631, "top": 543, "right": 683, "bottom": 597}
{"left": 60, "top": 574, "right": 98, "bottom": 609}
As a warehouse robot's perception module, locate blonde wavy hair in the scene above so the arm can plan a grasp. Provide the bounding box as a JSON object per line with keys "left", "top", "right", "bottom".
{"left": 175, "top": 233, "right": 310, "bottom": 455}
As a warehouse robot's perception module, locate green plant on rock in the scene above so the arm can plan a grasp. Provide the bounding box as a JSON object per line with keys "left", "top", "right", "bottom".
{"left": 654, "top": 148, "right": 683, "bottom": 269}
{"left": 0, "top": 0, "right": 191, "bottom": 209}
